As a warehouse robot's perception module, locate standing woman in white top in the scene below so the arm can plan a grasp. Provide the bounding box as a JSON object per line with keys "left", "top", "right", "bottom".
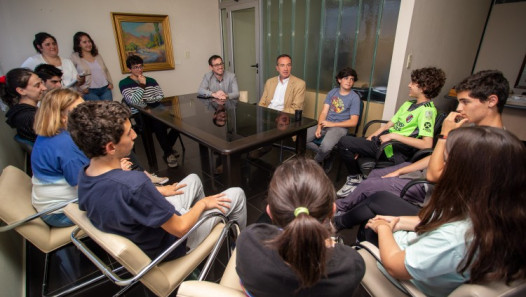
{"left": 21, "top": 32, "right": 79, "bottom": 88}
{"left": 70, "top": 32, "right": 114, "bottom": 101}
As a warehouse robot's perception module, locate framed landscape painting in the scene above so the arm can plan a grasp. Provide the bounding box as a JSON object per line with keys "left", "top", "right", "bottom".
{"left": 111, "top": 13, "right": 175, "bottom": 73}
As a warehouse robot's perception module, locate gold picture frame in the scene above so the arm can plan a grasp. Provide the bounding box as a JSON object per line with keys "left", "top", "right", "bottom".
{"left": 111, "top": 12, "right": 175, "bottom": 73}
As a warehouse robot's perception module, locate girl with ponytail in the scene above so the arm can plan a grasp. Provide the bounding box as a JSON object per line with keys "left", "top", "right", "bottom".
{"left": 236, "top": 157, "right": 364, "bottom": 296}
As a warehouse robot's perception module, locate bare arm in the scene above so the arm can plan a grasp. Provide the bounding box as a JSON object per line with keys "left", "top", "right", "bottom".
{"left": 314, "top": 104, "right": 330, "bottom": 138}
{"left": 383, "top": 156, "right": 430, "bottom": 178}
{"left": 366, "top": 218, "right": 412, "bottom": 280}
{"left": 380, "top": 134, "right": 433, "bottom": 150}
{"left": 161, "top": 193, "right": 231, "bottom": 238}
{"left": 427, "top": 112, "right": 468, "bottom": 182}
{"left": 320, "top": 114, "right": 359, "bottom": 129}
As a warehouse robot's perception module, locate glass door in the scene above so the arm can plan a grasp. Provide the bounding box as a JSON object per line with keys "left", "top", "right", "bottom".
{"left": 220, "top": 1, "right": 260, "bottom": 104}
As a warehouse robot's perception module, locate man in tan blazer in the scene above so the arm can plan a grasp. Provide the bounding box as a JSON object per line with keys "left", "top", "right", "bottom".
{"left": 258, "top": 54, "right": 306, "bottom": 114}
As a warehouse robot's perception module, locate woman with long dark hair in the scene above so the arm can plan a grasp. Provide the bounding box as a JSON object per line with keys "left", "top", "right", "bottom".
{"left": 70, "top": 32, "right": 113, "bottom": 101}
{"left": 1, "top": 68, "right": 47, "bottom": 142}
{"left": 366, "top": 126, "right": 526, "bottom": 296}
{"left": 236, "top": 158, "right": 365, "bottom": 296}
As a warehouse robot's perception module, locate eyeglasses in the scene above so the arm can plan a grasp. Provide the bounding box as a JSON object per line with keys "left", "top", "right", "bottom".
{"left": 212, "top": 63, "right": 224, "bottom": 67}
{"left": 131, "top": 65, "right": 144, "bottom": 70}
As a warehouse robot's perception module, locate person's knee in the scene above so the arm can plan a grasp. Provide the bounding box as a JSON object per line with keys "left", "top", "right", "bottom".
{"left": 182, "top": 174, "right": 203, "bottom": 190}
{"left": 223, "top": 187, "right": 246, "bottom": 206}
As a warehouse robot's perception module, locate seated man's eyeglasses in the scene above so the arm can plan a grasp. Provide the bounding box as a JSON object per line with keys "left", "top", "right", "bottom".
{"left": 212, "top": 63, "right": 224, "bottom": 67}
{"left": 131, "top": 65, "right": 144, "bottom": 70}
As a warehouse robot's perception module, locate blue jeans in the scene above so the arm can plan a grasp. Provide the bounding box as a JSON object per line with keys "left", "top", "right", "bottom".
{"left": 82, "top": 85, "right": 113, "bottom": 101}
{"left": 41, "top": 212, "right": 74, "bottom": 227}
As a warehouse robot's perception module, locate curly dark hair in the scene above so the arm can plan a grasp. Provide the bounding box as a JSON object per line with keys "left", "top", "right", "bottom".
{"left": 411, "top": 67, "right": 446, "bottom": 99}
{"left": 455, "top": 70, "right": 509, "bottom": 113}
{"left": 68, "top": 101, "right": 131, "bottom": 158}
{"left": 73, "top": 32, "right": 99, "bottom": 58}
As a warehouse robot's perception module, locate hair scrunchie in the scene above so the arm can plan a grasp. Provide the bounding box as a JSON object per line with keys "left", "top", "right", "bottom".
{"left": 294, "top": 207, "right": 309, "bottom": 217}
{"left": 0, "top": 76, "right": 6, "bottom": 84}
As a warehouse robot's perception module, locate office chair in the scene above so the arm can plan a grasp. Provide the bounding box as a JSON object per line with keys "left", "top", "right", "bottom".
{"left": 64, "top": 203, "right": 239, "bottom": 297}
{"left": 177, "top": 250, "right": 245, "bottom": 297}
{"left": 354, "top": 112, "right": 447, "bottom": 178}
{"left": 0, "top": 166, "right": 107, "bottom": 296}
{"left": 355, "top": 241, "right": 526, "bottom": 297}
{"left": 13, "top": 134, "right": 34, "bottom": 175}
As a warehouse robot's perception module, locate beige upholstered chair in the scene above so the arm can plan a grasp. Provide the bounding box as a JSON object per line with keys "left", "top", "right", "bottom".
{"left": 357, "top": 241, "right": 526, "bottom": 297}
{"left": 177, "top": 249, "right": 245, "bottom": 297}
{"left": 64, "top": 203, "right": 237, "bottom": 297}
{"left": 0, "top": 165, "right": 96, "bottom": 296}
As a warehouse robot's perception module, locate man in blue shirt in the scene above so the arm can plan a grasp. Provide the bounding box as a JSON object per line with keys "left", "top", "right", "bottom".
{"left": 198, "top": 55, "right": 239, "bottom": 100}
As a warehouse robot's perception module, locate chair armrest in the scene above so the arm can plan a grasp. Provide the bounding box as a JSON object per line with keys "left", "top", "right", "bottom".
{"left": 67, "top": 209, "right": 229, "bottom": 287}
{"left": 362, "top": 119, "right": 388, "bottom": 137}
{"left": 177, "top": 281, "right": 245, "bottom": 297}
{"left": 375, "top": 140, "right": 404, "bottom": 160}
{"left": 400, "top": 179, "right": 433, "bottom": 199}
{"left": 355, "top": 241, "right": 426, "bottom": 297}
{"left": 0, "top": 198, "right": 78, "bottom": 232}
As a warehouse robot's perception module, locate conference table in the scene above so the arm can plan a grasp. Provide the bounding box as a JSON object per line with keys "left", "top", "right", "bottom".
{"left": 136, "top": 93, "right": 317, "bottom": 187}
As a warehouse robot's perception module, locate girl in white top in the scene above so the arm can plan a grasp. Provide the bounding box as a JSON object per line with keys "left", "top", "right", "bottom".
{"left": 21, "top": 32, "right": 78, "bottom": 88}
{"left": 70, "top": 32, "right": 114, "bottom": 101}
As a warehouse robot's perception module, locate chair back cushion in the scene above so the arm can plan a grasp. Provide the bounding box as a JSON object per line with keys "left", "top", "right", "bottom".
{"left": 64, "top": 203, "right": 225, "bottom": 297}
{"left": 449, "top": 280, "right": 526, "bottom": 297}
{"left": 219, "top": 249, "right": 242, "bottom": 291}
{"left": 0, "top": 166, "right": 73, "bottom": 253}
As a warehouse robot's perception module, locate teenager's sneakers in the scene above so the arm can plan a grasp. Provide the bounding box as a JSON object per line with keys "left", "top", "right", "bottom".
{"left": 336, "top": 175, "right": 363, "bottom": 197}
{"left": 145, "top": 171, "right": 169, "bottom": 185}
{"left": 165, "top": 153, "right": 179, "bottom": 168}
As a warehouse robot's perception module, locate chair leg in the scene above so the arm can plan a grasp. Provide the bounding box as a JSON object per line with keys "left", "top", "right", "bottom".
{"left": 40, "top": 244, "right": 124, "bottom": 297}
{"left": 198, "top": 221, "right": 238, "bottom": 282}
{"left": 177, "top": 134, "right": 186, "bottom": 166}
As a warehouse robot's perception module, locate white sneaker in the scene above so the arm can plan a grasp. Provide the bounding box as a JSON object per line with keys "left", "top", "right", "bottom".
{"left": 145, "top": 171, "right": 169, "bottom": 185}
{"left": 165, "top": 154, "right": 179, "bottom": 168}
{"left": 336, "top": 175, "right": 363, "bottom": 197}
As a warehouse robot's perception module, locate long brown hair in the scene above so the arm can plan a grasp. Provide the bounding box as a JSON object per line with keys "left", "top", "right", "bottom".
{"left": 416, "top": 126, "right": 526, "bottom": 283}
{"left": 267, "top": 157, "right": 335, "bottom": 288}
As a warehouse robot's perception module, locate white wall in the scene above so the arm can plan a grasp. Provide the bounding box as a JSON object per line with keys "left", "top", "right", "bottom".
{"left": 0, "top": 0, "right": 222, "bottom": 97}
{"left": 474, "top": 1, "right": 526, "bottom": 140}
{"left": 474, "top": 1, "right": 526, "bottom": 94}
{"left": 384, "top": 0, "right": 491, "bottom": 117}
{"left": 0, "top": 1, "right": 221, "bottom": 295}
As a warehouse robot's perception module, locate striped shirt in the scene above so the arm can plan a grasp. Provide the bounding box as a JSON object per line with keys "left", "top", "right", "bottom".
{"left": 119, "top": 76, "right": 164, "bottom": 113}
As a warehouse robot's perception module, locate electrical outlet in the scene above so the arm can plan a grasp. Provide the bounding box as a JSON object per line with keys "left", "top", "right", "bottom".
{"left": 406, "top": 53, "right": 412, "bottom": 69}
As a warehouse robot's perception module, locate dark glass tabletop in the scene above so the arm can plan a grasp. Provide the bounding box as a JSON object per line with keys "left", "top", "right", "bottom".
{"left": 139, "top": 93, "right": 317, "bottom": 154}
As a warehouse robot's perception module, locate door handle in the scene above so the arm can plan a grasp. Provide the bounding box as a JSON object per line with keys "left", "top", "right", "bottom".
{"left": 250, "top": 63, "right": 259, "bottom": 68}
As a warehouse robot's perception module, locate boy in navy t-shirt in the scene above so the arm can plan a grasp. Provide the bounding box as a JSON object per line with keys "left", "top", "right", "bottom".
{"left": 68, "top": 101, "right": 246, "bottom": 260}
